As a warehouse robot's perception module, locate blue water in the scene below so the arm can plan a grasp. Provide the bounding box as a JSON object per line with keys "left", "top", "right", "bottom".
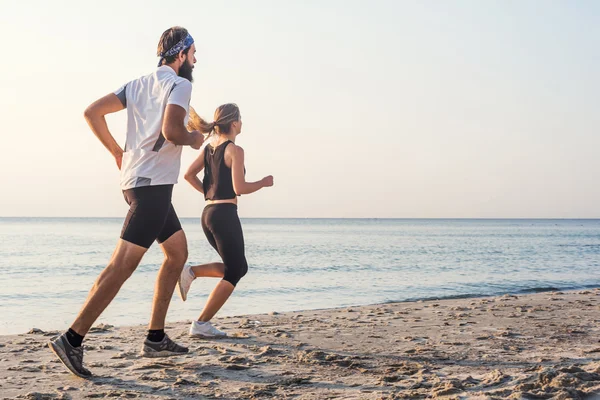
{"left": 0, "top": 218, "right": 599, "bottom": 335}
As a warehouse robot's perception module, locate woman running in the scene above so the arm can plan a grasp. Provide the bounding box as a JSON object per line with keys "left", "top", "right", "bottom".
{"left": 177, "top": 103, "right": 273, "bottom": 338}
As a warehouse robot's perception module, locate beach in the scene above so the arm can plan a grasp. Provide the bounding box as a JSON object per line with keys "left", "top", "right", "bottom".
{"left": 1, "top": 289, "right": 600, "bottom": 399}
{"left": 2, "top": 1, "right": 599, "bottom": 399}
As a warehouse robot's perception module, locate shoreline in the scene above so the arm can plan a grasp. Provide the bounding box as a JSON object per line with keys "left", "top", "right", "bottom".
{"left": 5, "top": 285, "right": 600, "bottom": 338}
{"left": 2, "top": 289, "right": 600, "bottom": 399}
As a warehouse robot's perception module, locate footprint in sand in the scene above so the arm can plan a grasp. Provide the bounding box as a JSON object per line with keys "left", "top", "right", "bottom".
{"left": 88, "top": 323, "right": 114, "bottom": 333}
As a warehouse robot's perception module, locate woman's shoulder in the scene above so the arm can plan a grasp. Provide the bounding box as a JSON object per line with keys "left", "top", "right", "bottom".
{"left": 224, "top": 142, "right": 244, "bottom": 157}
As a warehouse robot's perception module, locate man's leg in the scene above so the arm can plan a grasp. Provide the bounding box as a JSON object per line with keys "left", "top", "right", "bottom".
{"left": 150, "top": 229, "right": 188, "bottom": 330}
{"left": 50, "top": 185, "right": 174, "bottom": 375}
{"left": 71, "top": 240, "right": 146, "bottom": 335}
{"left": 48, "top": 239, "right": 146, "bottom": 377}
{"left": 140, "top": 205, "right": 189, "bottom": 357}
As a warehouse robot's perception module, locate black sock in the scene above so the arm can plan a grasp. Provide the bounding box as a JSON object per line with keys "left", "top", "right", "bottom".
{"left": 66, "top": 328, "right": 84, "bottom": 348}
{"left": 147, "top": 329, "right": 165, "bottom": 342}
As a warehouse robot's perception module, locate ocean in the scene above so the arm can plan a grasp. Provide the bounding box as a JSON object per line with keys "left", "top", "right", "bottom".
{"left": 0, "top": 218, "right": 599, "bottom": 335}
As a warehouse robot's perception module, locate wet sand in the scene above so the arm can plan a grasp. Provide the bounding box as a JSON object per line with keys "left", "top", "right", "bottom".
{"left": 2, "top": 289, "right": 600, "bottom": 399}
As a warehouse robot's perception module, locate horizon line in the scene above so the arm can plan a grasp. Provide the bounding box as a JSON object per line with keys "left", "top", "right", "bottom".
{"left": 2, "top": 216, "right": 600, "bottom": 221}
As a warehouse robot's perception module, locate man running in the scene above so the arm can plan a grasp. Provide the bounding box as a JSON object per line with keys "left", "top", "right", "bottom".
{"left": 48, "top": 26, "right": 205, "bottom": 377}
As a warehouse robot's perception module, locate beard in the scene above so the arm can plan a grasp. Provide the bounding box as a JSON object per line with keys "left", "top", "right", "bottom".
{"left": 178, "top": 59, "right": 194, "bottom": 82}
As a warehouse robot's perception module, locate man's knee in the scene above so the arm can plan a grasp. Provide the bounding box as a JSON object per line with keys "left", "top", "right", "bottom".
{"left": 164, "top": 246, "right": 188, "bottom": 266}
{"left": 109, "top": 240, "right": 146, "bottom": 277}
{"left": 160, "top": 230, "right": 188, "bottom": 267}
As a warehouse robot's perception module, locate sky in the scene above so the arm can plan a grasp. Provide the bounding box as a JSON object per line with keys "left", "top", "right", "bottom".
{"left": 0, "top": 0, "right": 598, "bottom": 218}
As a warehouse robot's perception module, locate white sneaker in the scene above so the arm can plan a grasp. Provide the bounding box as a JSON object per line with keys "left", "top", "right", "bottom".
{"left": 189, "top": 321, "right": 228, "bottom": 338}
{"left": 177, "top": 265, "right": 195, "bottom": 301}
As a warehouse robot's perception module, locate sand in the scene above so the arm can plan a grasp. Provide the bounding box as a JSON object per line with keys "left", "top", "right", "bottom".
{"left": 2, "top": 289, "right": 600, "bottom": 399}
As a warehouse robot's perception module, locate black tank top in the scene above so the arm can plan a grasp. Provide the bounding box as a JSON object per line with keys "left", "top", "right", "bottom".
{"left": 203, "top": 140, "right": 237, "bottom": 200}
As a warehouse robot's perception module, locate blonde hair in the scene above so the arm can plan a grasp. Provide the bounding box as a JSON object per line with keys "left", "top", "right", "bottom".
{"left": 186, "top": 106, "right": 213, "bottom": 134}
{"left": 187, "top": 103, "right": 240, "bottom": 137}
{"left": 187, "top": 103, "right": 240, "bottom": 136}
{"left": 212, "top": 103, "right": 241, "bottom": 135}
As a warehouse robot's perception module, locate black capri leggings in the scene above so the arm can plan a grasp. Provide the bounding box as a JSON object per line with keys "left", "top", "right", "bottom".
{"left": 201, "top": 203, "right": 248, "bottom": 286}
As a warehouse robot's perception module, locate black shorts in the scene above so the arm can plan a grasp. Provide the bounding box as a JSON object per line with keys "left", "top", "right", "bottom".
{"left": 121, "top": 184, "right": 182, "bottom": 249}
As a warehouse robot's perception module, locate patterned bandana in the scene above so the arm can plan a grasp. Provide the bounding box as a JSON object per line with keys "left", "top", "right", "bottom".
{"left": 157, "top": 34, "right": 194, "bottom": 67}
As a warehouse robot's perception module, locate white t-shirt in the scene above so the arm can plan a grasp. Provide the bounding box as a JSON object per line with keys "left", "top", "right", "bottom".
{"left": 114, "top": 66, "right": 191, "bottom": 190}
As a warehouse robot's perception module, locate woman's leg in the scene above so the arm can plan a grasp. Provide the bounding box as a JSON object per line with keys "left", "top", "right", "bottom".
{"left": 190, "top": 262, "right": 225, "bottom": 278}
{"left": 194, "top": 206, "right": 225, "bottom": 278}
{"left": 198, "top": 280, "right": 235, "bottom": 322}
{"left": 198, "top": 204, "right": 248, "bottom": 322}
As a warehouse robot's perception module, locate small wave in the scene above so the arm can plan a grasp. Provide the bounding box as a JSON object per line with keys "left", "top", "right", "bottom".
{"left": 518, "top": 286, "right": 561, "bottom": 293}
{"left": 557, "top": 244, "right": 600, "bottom": 248}
{"left": 382, "top": 284, "right": 600, "bottom": 305}
{"left": 239, "top": 285, "right": 349, "bottom": 296}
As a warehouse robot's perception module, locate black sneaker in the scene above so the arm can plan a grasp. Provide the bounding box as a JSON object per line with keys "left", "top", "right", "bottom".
{"left": 48, "top": 333, "right": 92, "bottom": 378}
{"left": 140, "top": 334, "right": 189, "bottom": 358}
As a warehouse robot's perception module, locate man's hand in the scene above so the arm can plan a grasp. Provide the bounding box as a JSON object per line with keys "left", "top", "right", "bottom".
{"left": 164, "top": 105, "right": 206, "bottom": 147}
{"left": 190, "top": 131, "right": 205, "bottom": 150}
{"left": 114, "top": 152, "right": 123, "bottom": 170}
